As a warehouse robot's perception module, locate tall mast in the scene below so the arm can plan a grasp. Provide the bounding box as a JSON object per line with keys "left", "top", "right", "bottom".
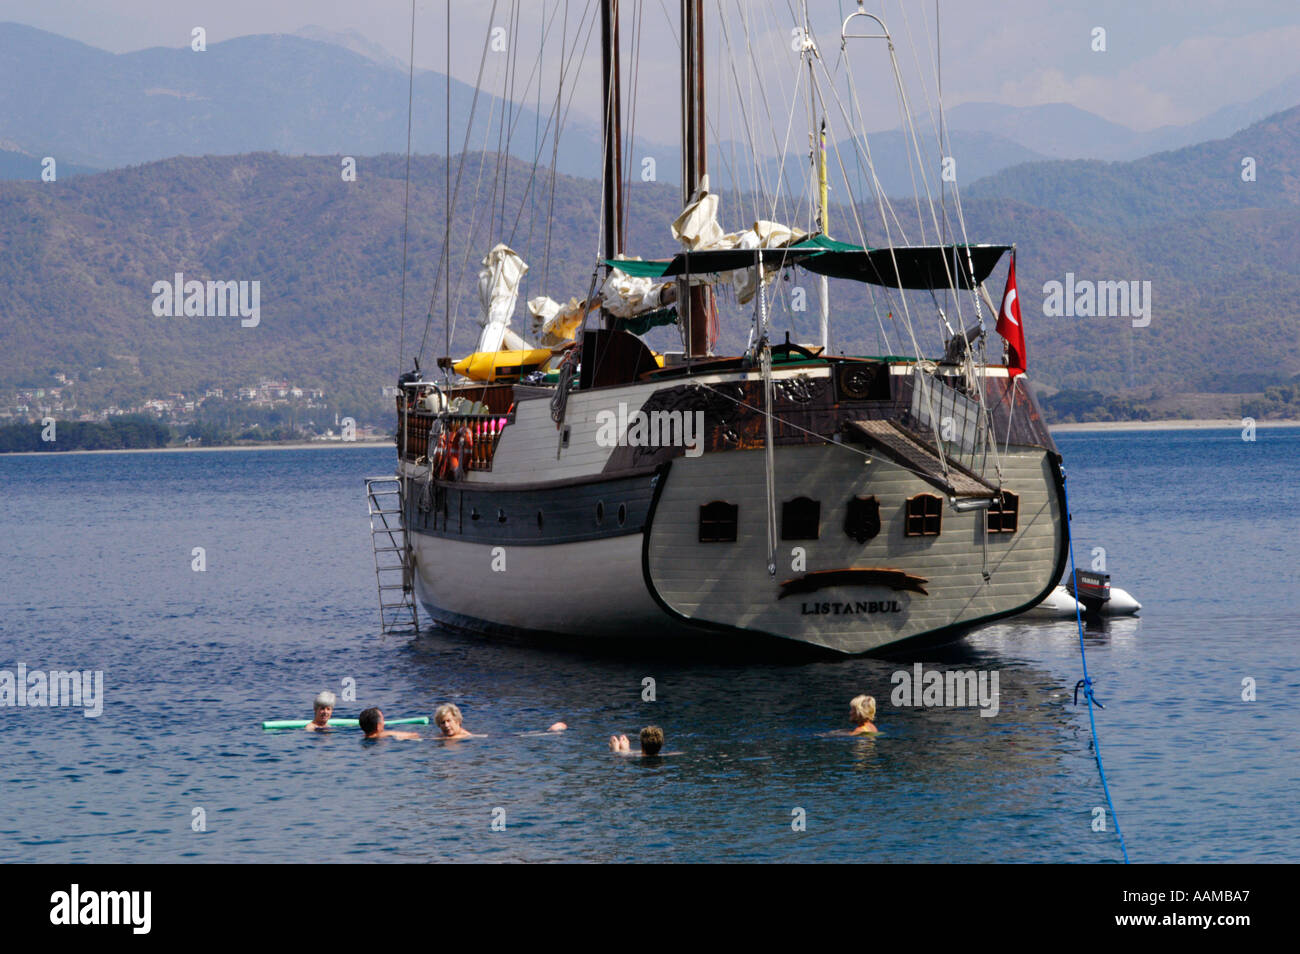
{"left": 681, "top": 0, "right": 711, "bottom": 357}
{"left": 802, "top": 0, "right": 829, "bottom": 351}
{"left": 600, "top": 1, "right": 624, "bottom": 271}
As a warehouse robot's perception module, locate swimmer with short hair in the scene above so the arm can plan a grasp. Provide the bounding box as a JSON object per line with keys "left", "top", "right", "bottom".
{"left": 434, "top": 703, "right": 476, "bottom": 740}
{"left": 304, "top": 691, "right": 335, "bottom": 731}
{"left": 609, "top": 726, "right": 671, "bottom": 757}
{"left": 639, "top": 726, "right": 664, "bottom": 755}
{"left": 358, "top": 707, "right": 420, "bottom": 740}
{"left": 849, "top": 695, "right": 878, "bottom": 735}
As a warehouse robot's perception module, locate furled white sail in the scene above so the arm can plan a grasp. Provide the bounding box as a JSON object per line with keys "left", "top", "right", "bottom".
{"left": 671, "top": 175, "right": 726, "bottom": 249}
{"left": 475, "top": 243, "right": 529, "bottom": 354}
{"left": 600, "top": 261, "right": 675, "bottom": 319}
{"left": 671, "top": 175, "right": 807, "bottom": 304}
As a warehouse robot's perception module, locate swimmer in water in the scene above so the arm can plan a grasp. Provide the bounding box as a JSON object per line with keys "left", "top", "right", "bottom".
{"left": 434, "top": 703, "right": 476, "bottom": 740}
{"left": 515, "top": 721, "right": 568, "bottom": 737}
{"left": 304, "top": 691, "right": 335, "bottom": 731}
{"left": 849, "top": 695, "right": 878, "bottom": 735}
{"left": 609, "top": 726, "right": 670, "bottom": 757}
{"left": 359, "top": 707, "right": 421, "bottom": 741}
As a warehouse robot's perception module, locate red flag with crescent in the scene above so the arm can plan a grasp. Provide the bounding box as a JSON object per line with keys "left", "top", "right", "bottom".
{"left": 996, "top": 252, "right": 1026, "bottom": 378}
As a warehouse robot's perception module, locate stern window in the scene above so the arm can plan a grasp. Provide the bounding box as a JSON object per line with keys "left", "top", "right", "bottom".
{"left": 781, "top": 497, "right": 821, "bottom": 540}
{"left": 904, "top": 494, "right": 942, "bottom": 537}
{"left": 699, "top": 501, "right": 739, "bottom": 543}
{"left": 986, "top": 491, "right": 1019, "bottom": 534}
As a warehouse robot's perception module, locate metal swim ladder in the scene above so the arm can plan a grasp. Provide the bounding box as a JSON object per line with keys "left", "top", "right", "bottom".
{"left": 364, "top": 476, "right": 419, "bottom": 633}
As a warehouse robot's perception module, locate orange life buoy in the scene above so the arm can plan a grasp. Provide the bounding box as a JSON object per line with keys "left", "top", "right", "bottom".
{"left": 451, "top": 426, "right": 474, "bottom": 479}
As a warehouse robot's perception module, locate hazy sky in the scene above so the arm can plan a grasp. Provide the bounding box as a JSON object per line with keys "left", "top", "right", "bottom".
{"left": 9, "top": 0, "right": 1300, "bottom": 132}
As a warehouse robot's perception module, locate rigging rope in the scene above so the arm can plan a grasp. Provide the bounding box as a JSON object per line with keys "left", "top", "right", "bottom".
{"left": 398, "top": 0, "right": 416, "bottom": 374}
{"left": 446, "top": 0, "right": 599, "bottom": 359}
{"left": 418, "top": 0, "right": 501, "bottom": 363}
{"left": 542, "top": 0, "right": 570, "bottom": 293}
{"left": 444, "top": 0, "right": 451, "bottom": 364}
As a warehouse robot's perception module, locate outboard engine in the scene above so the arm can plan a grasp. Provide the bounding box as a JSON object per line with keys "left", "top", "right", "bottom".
{"left": 398, "top": 357, "right": 423, "bottom": 390}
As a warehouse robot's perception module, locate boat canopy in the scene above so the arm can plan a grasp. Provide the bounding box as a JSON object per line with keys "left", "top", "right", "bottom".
{"left": 603, "top": 237, "right": 1011, "bottom": 290}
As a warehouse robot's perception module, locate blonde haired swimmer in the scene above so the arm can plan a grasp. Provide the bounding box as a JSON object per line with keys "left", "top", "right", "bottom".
{"left": 434, "top": 703, "right": 475, "bottom": 739}
{"left": 849, "top": 695, "right": 878, "bottom": 735}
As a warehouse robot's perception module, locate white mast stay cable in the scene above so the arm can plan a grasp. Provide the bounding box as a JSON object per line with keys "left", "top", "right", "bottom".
{"left": 817, "top": 7, "right": 952, "bottom": 475}
{"left": 757, "top": 246, "right": 778, "bottom": 578}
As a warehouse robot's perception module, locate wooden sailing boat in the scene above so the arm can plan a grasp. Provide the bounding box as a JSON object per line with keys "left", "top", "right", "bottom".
{"left": 382, "top": 1, "right": 1067, "bottom": 655}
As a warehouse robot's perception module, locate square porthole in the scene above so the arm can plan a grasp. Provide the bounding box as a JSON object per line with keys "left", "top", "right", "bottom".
{"left": 904, "top": 494, "right": 942, "bottom": 537}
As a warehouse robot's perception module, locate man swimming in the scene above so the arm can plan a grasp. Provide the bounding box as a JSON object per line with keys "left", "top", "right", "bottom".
{"left": 359, "top": 707, "right": 421, "bottom": 741}
{"left": 304, "top": 691, "right": 335, "bottom": 731}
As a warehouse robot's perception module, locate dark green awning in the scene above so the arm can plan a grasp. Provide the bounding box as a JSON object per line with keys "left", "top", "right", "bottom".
{"left": 802, "top": 244, "right": 1011, "bottom": 290}
{"left": 604, "top": 239, "right": 1009, "bottom": 290}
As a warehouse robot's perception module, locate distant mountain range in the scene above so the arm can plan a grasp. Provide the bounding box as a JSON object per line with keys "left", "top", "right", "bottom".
{"left": 965, "top": 107, "right": 1300, "bottom": 230}
{"left": 941, "top": 73, "right": 1300, "bottom": 160}
{"left": 3, "top": 20, "right": 1297, "bottom": 191}
{"left": 0, "top": 22, "right": 604, "bottom": 180}
{"left": 0, "top": 105, "right": 1297, "bottom": 419}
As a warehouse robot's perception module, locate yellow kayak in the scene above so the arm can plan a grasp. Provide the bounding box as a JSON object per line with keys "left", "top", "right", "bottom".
{"left": 452, "top": 348, "right": 553, "bottom": 382}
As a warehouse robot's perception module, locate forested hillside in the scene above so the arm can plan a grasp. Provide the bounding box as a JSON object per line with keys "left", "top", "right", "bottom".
{"left": 0, "top": 107, "right": 1296, "bottom": 423}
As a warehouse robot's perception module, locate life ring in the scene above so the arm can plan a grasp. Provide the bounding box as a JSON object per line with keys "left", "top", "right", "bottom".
{"left": 448, "top": 425, "right": 475, "bottom": 479}
{"left": 433, "top": 428, "right": 456, "bottom": 480}
{"left": 432, "top": 425, "right": 475, "bottom": 481}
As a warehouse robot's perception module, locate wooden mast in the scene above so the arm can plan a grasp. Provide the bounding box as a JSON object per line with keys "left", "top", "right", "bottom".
{"left": 600, "top": 0, "right": 624, "bottom": 310}
{"left": 681, "top": 0, "right": 711, "bottom": 357}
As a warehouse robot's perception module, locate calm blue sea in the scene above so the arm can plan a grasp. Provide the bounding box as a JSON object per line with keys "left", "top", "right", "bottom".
{"left": 0, "top": 429, "right": 1296, "bottom": 863}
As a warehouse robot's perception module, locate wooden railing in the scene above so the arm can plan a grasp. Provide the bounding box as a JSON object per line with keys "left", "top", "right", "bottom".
{"left": 396, "top": 404, "right": 509, "bottom": 472}
{"left": 397, "top": 405, "right": 432, "bottom": 460}
{"left": 443, "top": 414, "right": 508, "bottom": 471}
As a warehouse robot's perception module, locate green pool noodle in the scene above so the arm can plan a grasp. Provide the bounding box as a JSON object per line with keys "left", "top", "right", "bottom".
{"left": 262, "top": 716, "right": 430, "bottom": 730}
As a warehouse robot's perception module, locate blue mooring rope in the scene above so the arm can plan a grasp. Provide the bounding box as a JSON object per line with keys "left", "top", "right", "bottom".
{"left": 1061, "top": 472, "right": 1130, "bottom": 864}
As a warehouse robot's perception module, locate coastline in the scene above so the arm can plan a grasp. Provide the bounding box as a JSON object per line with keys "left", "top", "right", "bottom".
{"left": 0, "top": 438, "right": 393, "bottom": 458}
{"left": 1050, "top": 418, "right": 1300, "bottom": 433}
{"left": 6, "top": 420, "right": 1299, "bottom": 455}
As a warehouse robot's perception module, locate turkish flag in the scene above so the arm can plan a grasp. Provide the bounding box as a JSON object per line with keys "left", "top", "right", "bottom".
{"left": 996, "top": 252, "right": 1026, "bottom": 377}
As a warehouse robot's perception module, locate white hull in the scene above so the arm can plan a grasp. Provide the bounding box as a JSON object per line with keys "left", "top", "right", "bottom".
{"left": 401, "top": 364, "right": 1067, "bottom": 654}
{"left": 411, "top": 532, "right": 684, "bottom": 639}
